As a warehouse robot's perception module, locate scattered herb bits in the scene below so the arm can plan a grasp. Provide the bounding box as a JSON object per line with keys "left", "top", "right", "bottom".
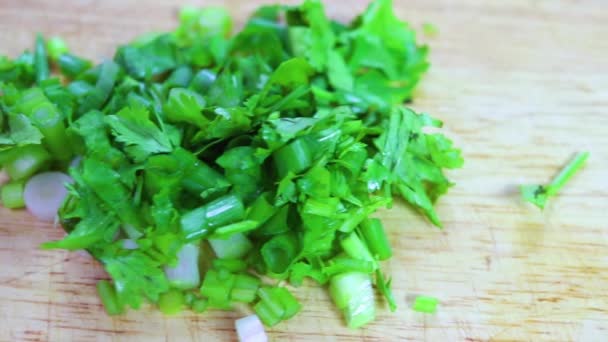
{"left": 0, "top": 0, "right": 463, "bottom": 329}
{"left": 521, "top": 151, "right": 589, "bottom": 209}
{"left": 412, "top": 295, "right": 439, "bottom": 314}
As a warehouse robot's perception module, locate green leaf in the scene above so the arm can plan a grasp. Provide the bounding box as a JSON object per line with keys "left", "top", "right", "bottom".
{"left": 7, "top": 113, "right": 44, "bottom": 145}
{"left": 163, "top": 88, "right": 207, "bottom": 128}
{"left": 268, "top": 57, "right": 314, "bottom": 88}
{"left": 327, "top": 51, "right": 353, "bottom": 91}
{"left": 102, "top": 251, "right": 170, "bottom": 309}
{"left": 297, "top": 0, "right": 335, "bottom": 71}
{"left": 105, "top": 103, "right": 175, "bottom": 162}
{"left": 115, "top": 34, "right": 177, "bottom": 80}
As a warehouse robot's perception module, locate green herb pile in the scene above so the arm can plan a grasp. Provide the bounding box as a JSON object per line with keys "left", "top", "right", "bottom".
{"left": 0, "top": 0, "right": 462, "bottom": 328}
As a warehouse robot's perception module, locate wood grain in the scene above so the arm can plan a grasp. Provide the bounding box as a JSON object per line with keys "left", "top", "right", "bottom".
{"left": 1, "top": 0, "right": 608, "bottom": 341}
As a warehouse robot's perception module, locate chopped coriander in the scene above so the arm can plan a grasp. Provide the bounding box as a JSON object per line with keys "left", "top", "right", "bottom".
{"left": 0, "top": 0, "right": 463, "bottom": 329}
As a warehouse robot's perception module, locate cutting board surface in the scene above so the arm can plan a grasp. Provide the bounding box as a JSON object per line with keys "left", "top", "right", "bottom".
{"left": 1, "top": 0, "right": 607, "bottom": 341}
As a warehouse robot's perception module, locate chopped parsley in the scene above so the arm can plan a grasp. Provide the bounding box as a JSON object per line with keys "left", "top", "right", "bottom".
{"left": 0, "top": 0, "right": 463, "bottom": 328}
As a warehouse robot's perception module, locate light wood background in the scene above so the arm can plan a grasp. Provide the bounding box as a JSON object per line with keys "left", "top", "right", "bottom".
{"left": 1, "top": 0, "right": 607, "bottom": 341}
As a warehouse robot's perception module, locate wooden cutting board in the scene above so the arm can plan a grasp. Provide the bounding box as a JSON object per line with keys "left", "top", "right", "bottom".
{"left": 1, "top": 0, "right": 607, "bottom": 341}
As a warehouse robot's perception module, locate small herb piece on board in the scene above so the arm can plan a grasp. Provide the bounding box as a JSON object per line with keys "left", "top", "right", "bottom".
{"left": 521, "top": 151, "right": 589, "bottom": 209}
{"left": 0, "top": 0, "right": 463, "bottom": 330}
{"left": 412, "top": 295, "right": 439, "bottom": 313}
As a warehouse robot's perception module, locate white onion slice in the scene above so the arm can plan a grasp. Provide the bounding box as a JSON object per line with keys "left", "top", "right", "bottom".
{"left": 209, "top": 233, "right": 252, "bottom": 259}
{"left": 163, "top": 243, "right": 200, "bottom": 290}
{"left": 24, "top": 172, "right": 72, "bottom": 222}
{"left": 235, "top": 315, "right": 268, "bottom": 342}
{"left": 121, "top": 239, "right": 139, "bottom": 250}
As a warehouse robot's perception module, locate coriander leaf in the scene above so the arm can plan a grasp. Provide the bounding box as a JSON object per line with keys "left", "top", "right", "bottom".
{"left": 268, "top": 57, "right": 314, "bottom": 88}
{"left": 41, "top": 194, "right": 120, "bottom": 250}
{"left": 69, "top": 110, "right": 126, "bottom": 166}
{"left": 297, "top": 0, "right": 335, "bottom": 71}
{"left": 105, "top": 103, "right": 175, "bottom": 162}
{"left": 115, "top": 34, "right": 177, "bottom": 80}
{"left": 81, "top": 158, "right": 144, "bottom": 233}
{"left": 163, "top": 88, "right": 207, "bottom": 128}
{"left": 217, "top": 146, "right": 264, "bottom": 202}
{"left": 327, "top": 51, "right": 354, "bottom": 91}
{"left": 151, "top": 189, "right": 180, "bottom": 234}
{"left": 101, "top": 251, "right": 170, "bottom": 309}
{"left": 7, "top": 113, "right": 44, "bottom": 145}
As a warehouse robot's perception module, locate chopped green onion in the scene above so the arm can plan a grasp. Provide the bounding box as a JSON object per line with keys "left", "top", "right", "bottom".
{"left": 246, "top": 193, "right": 277, "bottom": 226}
{"left": 158, "top": 289, "right": 186, "bottom": 315}
{"left": 1, "top": 181, "right": 25, "bottom": 209}
{"left": 200, "top": 266, "right": 259, "bottom": 305}
{"left": 340, "top": 232, "right": 377, "bottom": 270}
{"left": 412, "top": 295, "right": 439, "bottom": 313}
{"left": 164, "top": 243, "right": 201, "bottom": 290}
{"left": 254, "top": 287, "right": 301, "bottom": 327}
{"left": 231, "top": 273, "right": 261, "bottom": 303}
{"left": 210, "top": 220, "right": 259, "bottom": 239}
{"left": 329, "top": 272, "right": 375, "bottom": 328}
{"left": 212, "top": 259, "right": 248, "bottom": 272}
{"left": 96, "top": 280, "right": 124, "bottom": 315}
{"left": 521, "top": 151, "right": 590, "bottom": 209}
{"left": 181, "top": 194, "right": 245, "bottom": 240}
{"left": 58, "top": 54, "right": 92, "bottom": 78}
{"left": 274, "top": 137, "right": 313, "bottom": 178}
{"left": 79, "top": 60, "right": 119, "bottom": 114}
{"left": 261, "top": 233, "right": 299, "bottom": 274}
{"left": 322, "top": 257, "right": 376, "bottom": 277}
{"left": 546, "top": 152, "right": 590, "bottom": 196}
{"left": 14, "top": 87, "right": 72, "bottom": 160}
{"left": 30, "top": 103, "right": 72, "bottom": 161}
{"left": 255, "top": 205, "right": 290, "bottom": 237}
{"left": 209, "top": 232, "right": 253, "bottom": 259}
{"left": 360, "top": 218, "right": 392, "bottom": 261}
{"left": 173, "top": 148, "right": 230, "bottom": 196}
{"left": 200, "top": 268, "right": 234, "bottom": 305}
{"left": 34, "top": 34, "right": 49, "bottom": 84}
{"left": 4, "top": 145, "right": 51, "bottom": 181}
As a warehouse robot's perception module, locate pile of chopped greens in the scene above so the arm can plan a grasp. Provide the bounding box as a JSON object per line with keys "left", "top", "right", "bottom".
{"left": 0, "top": 0, "right": 462, "bottom": 328}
